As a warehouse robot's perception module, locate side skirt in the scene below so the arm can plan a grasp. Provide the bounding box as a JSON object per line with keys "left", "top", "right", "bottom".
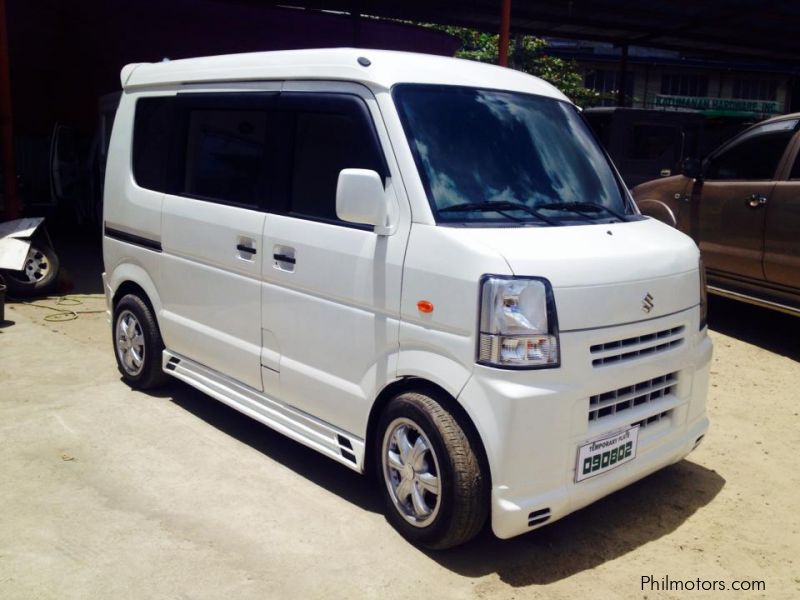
{"left": 162, "top": 351, "right": 365, "bottom": 472}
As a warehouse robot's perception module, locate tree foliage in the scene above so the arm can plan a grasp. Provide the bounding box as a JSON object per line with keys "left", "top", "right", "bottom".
{"left": 433, "top": 26, "right": 602, "bottom": 106}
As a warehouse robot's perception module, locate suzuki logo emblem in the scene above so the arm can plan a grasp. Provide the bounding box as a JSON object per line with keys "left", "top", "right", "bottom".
{"left": 642, "top": 293, "right": 655, "bottom": 313}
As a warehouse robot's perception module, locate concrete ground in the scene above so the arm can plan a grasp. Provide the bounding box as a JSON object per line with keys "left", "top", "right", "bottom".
{"left": 1, "top": 239, "right": 799, "bottom": 599}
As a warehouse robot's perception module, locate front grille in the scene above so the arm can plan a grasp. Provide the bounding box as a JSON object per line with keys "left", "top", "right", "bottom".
{"left": 633, "top": 410, "right": 672, "bottom": 430}
{"left": 588, "top": 372, "right": 678, "bottom": 423}
{"left": 591, "top": 325, "right": 685, "bottom": 367}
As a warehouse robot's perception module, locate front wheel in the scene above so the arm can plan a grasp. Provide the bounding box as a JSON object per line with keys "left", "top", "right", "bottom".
{"left": 376, "top": 392, "right": 488, "bottom": 549}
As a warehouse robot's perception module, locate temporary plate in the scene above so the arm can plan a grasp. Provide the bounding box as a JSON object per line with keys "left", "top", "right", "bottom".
{"left": 575, "top": 425, "right": 639, "bottom": 482}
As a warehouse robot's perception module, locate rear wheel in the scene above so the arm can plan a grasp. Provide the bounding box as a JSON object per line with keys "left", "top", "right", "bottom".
{"left": 113, "top": 294, "right": 169, "bottom": 390}
{"left": 376, "top": 391, "right": 488, "bottom": 550}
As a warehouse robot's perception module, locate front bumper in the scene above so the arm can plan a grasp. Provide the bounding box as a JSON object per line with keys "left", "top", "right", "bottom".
{"left": 457, "top": 307, "right": 712, "bottom": 540}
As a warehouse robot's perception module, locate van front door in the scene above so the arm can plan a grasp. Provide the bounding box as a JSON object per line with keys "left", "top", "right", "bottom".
{"left": 260, "top": 90, "right": 408, "bottom": 435}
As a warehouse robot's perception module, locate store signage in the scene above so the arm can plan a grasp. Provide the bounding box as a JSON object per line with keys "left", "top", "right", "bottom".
{"left": 654, "top": 94, "right": 780, "bottom": 114}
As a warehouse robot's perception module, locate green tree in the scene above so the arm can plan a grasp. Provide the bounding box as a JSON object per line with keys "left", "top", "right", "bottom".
{"left": 433, "top": 26, "right": 602, "bottom": 106}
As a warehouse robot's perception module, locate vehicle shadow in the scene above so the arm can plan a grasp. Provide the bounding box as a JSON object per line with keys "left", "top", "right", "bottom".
{"left": 708, "top": 295, "right": 800, "bottom": 361}
{"left": 151, "top": 379, "right": 384, "bottom": 514}
{"left": 151, "top": 380, "right": 724, "bottom": 586}
{"left": 429, "top": 460, "right": 725, "bottom": 586}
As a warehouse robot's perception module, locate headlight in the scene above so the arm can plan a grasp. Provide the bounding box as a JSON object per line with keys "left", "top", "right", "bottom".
{"left": 699, "top": 257, "right": 708, "bottom": 330}
{"left": 478, "top": 276, "right": 560, "bottom": 369}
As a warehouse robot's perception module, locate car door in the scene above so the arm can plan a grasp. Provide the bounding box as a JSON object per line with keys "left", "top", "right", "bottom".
{"left": 260, "top": 87, "right": 409, "bottom": 435}
{"left": 692, "top": 118, "right": 798, "bottom": 280}
{"left": 159, "top": 90, "right": 278, "bottom": 391}
{"left": 763, "top": 132, "right": 800, "bottom": 289}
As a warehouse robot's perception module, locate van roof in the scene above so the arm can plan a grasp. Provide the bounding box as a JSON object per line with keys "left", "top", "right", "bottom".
{"left": 121, "top": 47, "right": 568, "bottom": 102}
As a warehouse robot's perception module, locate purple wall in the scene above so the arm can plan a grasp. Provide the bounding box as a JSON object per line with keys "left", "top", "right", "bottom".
{"left": 7, "top": 0, "right": 458, "bottom": 133}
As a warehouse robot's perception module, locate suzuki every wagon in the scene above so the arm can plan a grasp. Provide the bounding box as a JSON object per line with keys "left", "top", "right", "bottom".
{"left": 102, "top": 49, "right": 712, "bottom": 549}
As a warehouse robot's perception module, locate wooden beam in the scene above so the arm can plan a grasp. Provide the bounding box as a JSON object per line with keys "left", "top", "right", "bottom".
{"left": 0, "top": 0, "right": 20, "bottom": 220}
{"left": 498, "top": 0, "right": 511, "bottom": 67}
{"left": 617, "top": 44, "right": 629, "bottom": 107}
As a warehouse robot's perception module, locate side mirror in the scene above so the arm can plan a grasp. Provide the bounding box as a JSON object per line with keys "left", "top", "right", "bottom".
{"left": 336, "top": 169, "right": 390, "bottom": 235}
{"left": 681, "top": 157, "right": 703, "bottom": 180}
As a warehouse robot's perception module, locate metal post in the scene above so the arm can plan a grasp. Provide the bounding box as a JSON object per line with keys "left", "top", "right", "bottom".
{"left": 498, "top": 0, "right": 511, "bottom": 67}
{"left": 617, "top": 44, "right": 629, "bottom": 107}
{"left": 0, "top": 0, "right": 20, "bottom": 220}
{"left": 350, "top": 2, "right": 361, "bottom": 48}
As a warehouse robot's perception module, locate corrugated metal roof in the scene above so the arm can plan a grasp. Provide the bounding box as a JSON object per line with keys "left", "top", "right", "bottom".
{"left": 272, "top": 0, "right": 800, "bottom": 63}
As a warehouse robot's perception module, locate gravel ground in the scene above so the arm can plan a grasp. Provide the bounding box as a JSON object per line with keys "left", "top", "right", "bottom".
{"left": 1, "top": 284, "right": 798, "bottom": 599}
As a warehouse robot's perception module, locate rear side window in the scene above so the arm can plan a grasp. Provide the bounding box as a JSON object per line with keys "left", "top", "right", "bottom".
{"left": 706, "top": 119, "right": 798, "bottom": 180}
{"left": 183, "top": 109, "right": 268, "bottom": 207}
{"left": 278, "top": 94, "right": 386, "bottom": 224}
{"left": 132, "top": 97, "right": 175, "bottom": 192}
{"left": 132, "top": 92, "right": 385, "bottom": 218}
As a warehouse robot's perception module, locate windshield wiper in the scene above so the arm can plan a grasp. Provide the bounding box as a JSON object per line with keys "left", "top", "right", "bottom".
{"left": 537, "top": 201, "right": 627, "bottom": 222}
{"left": 439, "top": 201, "right": 558, "bottom": 226}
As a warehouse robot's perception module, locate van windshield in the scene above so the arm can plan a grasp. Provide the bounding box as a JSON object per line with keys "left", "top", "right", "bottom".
{"left": 393, "top": 84, "right": 634, "bottom": 226}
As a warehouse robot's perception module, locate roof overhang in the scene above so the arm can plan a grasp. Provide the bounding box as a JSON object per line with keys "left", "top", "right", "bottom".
{"left": 267, "top": 0, "right": 800, "bottom": 65}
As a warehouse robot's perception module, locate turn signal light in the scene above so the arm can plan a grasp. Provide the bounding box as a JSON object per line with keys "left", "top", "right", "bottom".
{"left": 417, "top": 300, "right": 434, "bottom": 313}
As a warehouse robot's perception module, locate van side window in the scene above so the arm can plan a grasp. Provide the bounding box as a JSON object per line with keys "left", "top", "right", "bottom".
{"left": 132, "top": 97, "right": 174, "bottom": 192}
{"left": 183, "top": 109, "right": 268, "bottom": 207}
{"left": 280, "top": 94, "right": 386, "bottom": 224}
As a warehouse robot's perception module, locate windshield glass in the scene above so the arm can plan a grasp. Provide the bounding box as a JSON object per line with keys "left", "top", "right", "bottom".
{"left": 393, "top": 84, "right": 632, "bottom": 225}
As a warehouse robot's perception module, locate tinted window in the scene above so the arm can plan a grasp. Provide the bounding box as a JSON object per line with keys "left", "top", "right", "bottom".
{"left": 584, "top": 113, "right": 612, "bottom": 147}
{"left": 183, "top": 109, "right": 268, "bottom": 207}
{"left": 629, "top": 125, "right": 678, "bottom": 160}
{"left": 394, "top": 85, "right": 630, "bottom": 225}
{"left": 791, "top": 151, "right": 800, "bottom": 180}
{"left": 287, "top": 103, "right": 385, "bottom": 222}
{"left": 706, "top": 120, "right": 797, "bottom": 181}
{"left": 132, "top": 97, "right": 174, "bottom": 191}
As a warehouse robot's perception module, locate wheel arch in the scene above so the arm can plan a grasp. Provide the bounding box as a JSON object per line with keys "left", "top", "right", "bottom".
{"left": 364, "top": 376, "right": 492, "bottom": 490}
{"left": 108, "top": 264, "right": 163, "bottom": 323}
{"left": 636, "top": 198, "right": 679, "bottom": 227}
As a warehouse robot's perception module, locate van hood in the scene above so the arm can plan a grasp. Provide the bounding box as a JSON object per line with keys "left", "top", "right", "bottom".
{"left": 450, "top": 217, "right": 700, "bottom": 331}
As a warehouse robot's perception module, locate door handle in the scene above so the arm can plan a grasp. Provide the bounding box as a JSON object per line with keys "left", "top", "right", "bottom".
{"left": 272, "top": 245, "right": 296, "bottom": 272}
{"left": 236, "top": 244, "right": 257, "bottom": 255}
{"left": 273, "top": 253, "right": 295, "bottom": 264}
{"left": 745, "top": 194, "right": 768, "bottom": 209}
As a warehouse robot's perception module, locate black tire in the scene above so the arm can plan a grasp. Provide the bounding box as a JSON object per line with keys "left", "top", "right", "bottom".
{"left": 112, "top": 293, "right": 169, "bottom": 390}
{"left": 376, "top": 391, "right": 488, "bottom": 550}
{"left": 1, "top": 242, "right": 60, "bottom": 297}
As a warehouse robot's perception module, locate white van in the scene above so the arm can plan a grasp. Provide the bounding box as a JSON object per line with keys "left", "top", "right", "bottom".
{"left": 102, "top": 49, "right": 711, "bottom": 549}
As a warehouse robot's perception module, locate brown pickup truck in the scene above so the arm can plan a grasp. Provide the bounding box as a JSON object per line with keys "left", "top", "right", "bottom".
{"left": 632, "top": 113, "right": 800, "bottom": 317}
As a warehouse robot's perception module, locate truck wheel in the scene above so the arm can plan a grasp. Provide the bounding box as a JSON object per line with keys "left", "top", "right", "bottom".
{"left": 377, "top": 391, "right": 488, "bottom": 550}
{"left": 1, "top": 242, "right": 60, "bottom": 297}
{"left": 113, "top": 294, "right": 169, "bottom": 390}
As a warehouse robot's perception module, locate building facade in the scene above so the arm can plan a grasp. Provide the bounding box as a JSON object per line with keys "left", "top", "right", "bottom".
{"left": 550, "top": 41, "right": 799, "bottom": 118}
